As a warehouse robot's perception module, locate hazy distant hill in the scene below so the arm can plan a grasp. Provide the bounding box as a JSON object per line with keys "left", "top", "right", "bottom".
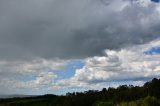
{"left": 0, "top": 95, "right": 36, "bottom": 99}
{"left": 0, "top": 78, "right": 159, "bottom": 106}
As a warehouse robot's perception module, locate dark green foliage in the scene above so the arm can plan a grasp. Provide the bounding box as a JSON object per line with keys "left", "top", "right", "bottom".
{"left": 119, "top": 96, "right": 160, "bottom": 106}
{"left": 142, "top": 96, "right": 160, "bottom": 106}
{"left": 0, "top": 78, "right": 160, "bottom": 106}
{"left": 93, "top": 101, "right": 114, "bottom": 106}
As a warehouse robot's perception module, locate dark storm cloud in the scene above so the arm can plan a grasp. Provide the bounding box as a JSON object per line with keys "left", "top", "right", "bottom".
{"left": 0, "top": 0, "right": 160, "bottom": 60}
{"left": 72, "top": 3, "right": 160, "bottom": 56}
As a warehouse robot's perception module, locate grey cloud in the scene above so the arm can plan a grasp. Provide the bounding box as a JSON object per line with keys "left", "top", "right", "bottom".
{"left": 0, "top": 0, "right": 160, "bottom": 60}
{"left": 72, "top": 3, "right": 160, "bottom": 56}
{"left": 55, "top": 39, "right": 160, "bottom": 88}
{"left": 0, "top": 58, "right": 67, "bottom": 94}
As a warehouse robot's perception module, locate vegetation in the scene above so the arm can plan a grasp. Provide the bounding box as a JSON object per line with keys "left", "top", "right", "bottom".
{"left": 119, "top": 96, "right": 160, "bottom": 106}
{"left": 0, "top": 78, "right": 160, "bottom": 106}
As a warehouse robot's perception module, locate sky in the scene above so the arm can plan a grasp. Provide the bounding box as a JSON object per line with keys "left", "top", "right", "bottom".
{"left": 0, "top": 0, "right": 160, "bottom": 95}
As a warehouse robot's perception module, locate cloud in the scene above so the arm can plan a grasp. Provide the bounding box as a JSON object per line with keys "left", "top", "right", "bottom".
{"left": 0, "top": 0, "right": 160, "bottom": 60}
{"left": 0, "top": 58, "right": 66, "bottom": 76}
{"left": 0, "top": 0, "right": 160, "bottom": 94}
{"left": 0, "top": 58, "right": 67, "bottom": 94}
{"left": 0, "top": 39, "right": 160, "bottom": 94}
{"left": 55, "top": 39, "right": 160, "bottom": 90}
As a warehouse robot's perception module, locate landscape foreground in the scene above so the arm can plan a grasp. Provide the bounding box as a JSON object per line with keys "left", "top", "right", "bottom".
{"left": 0, "top": 78, "right": 160, "bottom": 106}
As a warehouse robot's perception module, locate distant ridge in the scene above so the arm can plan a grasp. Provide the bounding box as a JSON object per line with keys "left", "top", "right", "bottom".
{"left": 0, "top": 94, "right": 36, "bottom": 99}
{"left": 0, "top": 78, "right": 160, "bottom": 106}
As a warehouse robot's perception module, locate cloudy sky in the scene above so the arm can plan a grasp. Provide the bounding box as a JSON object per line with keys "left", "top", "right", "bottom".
{"left": 0, "top": 0, "right": 160, "bottom": 95}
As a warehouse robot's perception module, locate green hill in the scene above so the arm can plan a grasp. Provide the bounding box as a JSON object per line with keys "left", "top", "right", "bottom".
{"left": 0, "top": 78, "right": 160, "bottom": 106}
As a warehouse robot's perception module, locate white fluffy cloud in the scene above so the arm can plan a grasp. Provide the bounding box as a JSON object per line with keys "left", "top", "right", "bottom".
{"left": 0, "top": 58, "right": 67, "bottom": 94}
{"left": 55, "top": 39, "right": 160, "bottom": 90}
{"left": 0, "top": 39, "right": 160, "bottom": 94}
{"left": 0, "top": 0, "right": 160, "bottom": 94}
{"left": 78, "top": 50, "right": 159, "bottom": 82}
{"left": 0, "top": 58, "right": 66, "bottom": 75}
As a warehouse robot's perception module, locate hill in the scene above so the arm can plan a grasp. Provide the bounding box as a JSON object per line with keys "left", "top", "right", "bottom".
{"left": 0, "top": 78, "right": 160, "bottom": 106}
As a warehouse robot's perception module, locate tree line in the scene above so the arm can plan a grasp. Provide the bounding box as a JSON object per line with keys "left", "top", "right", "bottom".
{"left": 0, "top": 78, "right": 160, "bottom": 106}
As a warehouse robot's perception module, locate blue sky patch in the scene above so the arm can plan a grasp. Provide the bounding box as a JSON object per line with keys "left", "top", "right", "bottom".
{"left": 151, "top": 0, "right": 160, "bottom": 3}
{"left": 55, "top": 60, "right": 84, "bottom": 79}
{"left": 144, "top": 47, "right": 160, "bottom": 55}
